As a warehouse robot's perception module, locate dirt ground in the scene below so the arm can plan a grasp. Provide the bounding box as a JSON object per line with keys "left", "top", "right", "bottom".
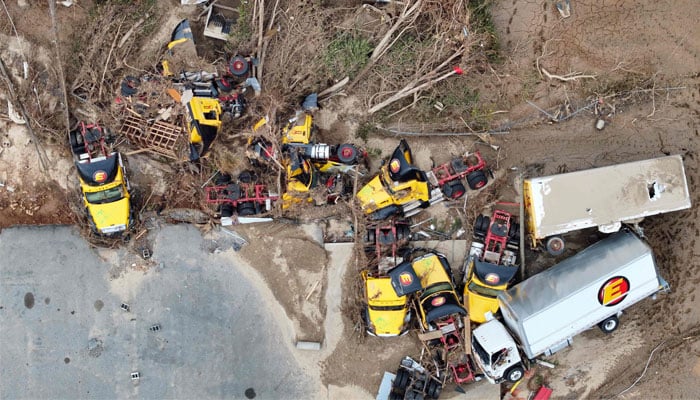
{"left": 1, "top": 0, "right": 699, "bottom": 398}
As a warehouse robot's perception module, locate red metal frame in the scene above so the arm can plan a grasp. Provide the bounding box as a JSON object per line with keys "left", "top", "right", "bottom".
{"left": 431, "top": 151, "right": 486, "bottom": 187}
{"left": 75, "top": 121, "right": 109, "bottom": 161}
{"left": 205, "top": 183, "right": 279, "bottom": 208}
{"left": 483, "top": 210, "right": 512, "bottom": 261}
{"left": 367, "top": 217, "right": 409, "bottom": 262}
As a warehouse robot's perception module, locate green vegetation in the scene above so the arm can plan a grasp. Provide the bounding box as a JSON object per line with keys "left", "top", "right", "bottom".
{"left": 355, "top": 122, "right": 374, "bottom": 142}
{"left": 323, "top": 33, "right": 373, "bottom": 78}
{"left": 468, "top": 0, "right": 501, "bottom": 63}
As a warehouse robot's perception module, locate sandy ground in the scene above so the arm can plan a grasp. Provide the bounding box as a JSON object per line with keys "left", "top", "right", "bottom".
{"left": 1, "top": 0, "right": 699, "bottom": 399}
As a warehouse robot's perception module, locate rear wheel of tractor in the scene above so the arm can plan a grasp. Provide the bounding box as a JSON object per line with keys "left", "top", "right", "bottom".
{"left": 427, "top": 380, "right": 442, "bottom": 399}
{"left": 397, "top": 224, "right": 410, "bottom": 241}
{"left": 480, "top": 216, "right": 491, "bottom": 233}
{"left": 466, "top": 170, "right": 488, "bottom": 190}
{"left": 395, "top": 368, "right": 410, "bottom": 390}
{"left": 599, "top": 316, "right": 619, "bottom": 334}
{"left": 545, "top": 236, "right": 565, "bottom": 256}
{"left": 238, "top": 170, "right": 257, "bottom": 183}
{"left": 337, "top": 144, "right": 358, "bottom": 164}
{"left": 506, "top": 365, "right": 525, "bottom": 383}
{"left": 228, "top": 56, "right": 249, "bottom": 76}
{"left": 220, "top": 203, "right": 234, "bottom": 218}
{"left": 215, "top": 173, "right": 232, "bottom": 185}
{"left": 442, "top": 181, "right": 466, "bottom": 200}
{"left": 237, "top": 202, "right": 257, "bottom": 216}
{"left": 365, "top": 228, "right": 376, "bottom": 244}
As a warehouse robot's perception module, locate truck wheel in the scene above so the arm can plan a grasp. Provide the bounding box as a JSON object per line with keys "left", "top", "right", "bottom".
{"left": 442, "top": 181, "right": 466, "bottom": 200}
{"left": 466, "top": 170, "right": 488, "bottom": 190}
{"left": 545, "top": 236, "right": 565, "bottom": 256}
{"left": 237, "top": 202, "right": 257, "bottom": 216}
{"left": 394, "top": 368, "right": 410, "bottom": 390}
{"left": 508, "top": 222, "right": 519, "bottom": 239}
{"left": 598, "top": 316, "right": 619, "bottom": 334}
{"left": 505, "top": 365, "right": 525, "bottom": 383}
{"left": 238, "top": 170, "right": 257, "bottom": 183}
{"left": 427, "top": 380, "right": 442, "bottom": 399}
{"left": 220, "top": 204, "right": 234, "bottom": 218}
{"left": 388, "top": 392, "right": 403, "bottom": 400}
{"left": 215, "top": 173, "right": 232, "bottom": 185}
{"left": 337, "top": 144, "right": 358, "bottom": 164}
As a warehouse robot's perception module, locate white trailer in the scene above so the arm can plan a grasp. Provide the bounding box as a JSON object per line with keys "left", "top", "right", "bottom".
{"left": 523, "top": 154, "right": 691, "bottom": 254}
{"left": 471, "top": 230, "right": 669, "bottom": 384}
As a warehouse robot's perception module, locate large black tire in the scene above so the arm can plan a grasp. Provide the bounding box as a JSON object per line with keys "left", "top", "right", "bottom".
{"left": 238, "top": 170, "right": 257, "bottom": 183}
{"left": 336, "top": 144, "right": 358, "bottom": 165}
{"left": 505, "top": 365, "right": 525, "bottom": 383}
{"left": 215, "top": 77, "right": 234, "bottom": 93}
{"left": 396, "top": 224, "right": 410, "bottom": 241}
{"left": 480, "top": 216, "right": 491, "bottom": 233}
{"left": 388, "top": 391, "right": 403, "bottom": 400}
{"left": 215, "top": 173, "right": 232, "bottom": 185}
{"left": 598, "top": 316, "right": 619, "bottom": 334}
{"left": 545, "top": 236, "right": 566, "bottom": 256}
{"left": 427, "top": 380, "right": 442, "bottom": 399}
{"left": 237, "top": 202, "right": 257, "bottom": 216}
{"left": 474, "top": 215, "right": 484, "bottom": 235}
{"left": 228, "top": 55, "right": 249, "bottom": 76}
{"left": 394, "top": 368, "right": 410, "bottom": 390}
{"left": 220, "top": 203, "right": 234, "bottom": 218}
{"left": 466, "top": 170, "right": 488, "bottom": 190}
{"left": 442, "top": 180, "right": 466, "bottom": 200}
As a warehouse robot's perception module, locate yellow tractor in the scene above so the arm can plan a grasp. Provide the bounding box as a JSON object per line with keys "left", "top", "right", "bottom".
{"left": 187, "top": 97, "right": 222, "bottom": 161}
{"left": 69, "top": 122, "right": 133, "bottom": 236}
{"left": 357, "top": 139, "right": 442, "bottom": 220}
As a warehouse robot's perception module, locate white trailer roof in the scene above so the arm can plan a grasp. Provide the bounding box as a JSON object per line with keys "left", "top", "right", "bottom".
{"left": 525, "top": 155, "right": 691, "bottom": 238}
{"left": 499, "top": 230, "right": 654, "bottom": 319}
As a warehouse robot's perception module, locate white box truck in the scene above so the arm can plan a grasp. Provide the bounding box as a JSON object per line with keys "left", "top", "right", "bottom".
{"left": 523, "top": 154, "right": 691, "bottom": 255}
{"left": 471, "top": 230, "right": 670, "bottom": 384}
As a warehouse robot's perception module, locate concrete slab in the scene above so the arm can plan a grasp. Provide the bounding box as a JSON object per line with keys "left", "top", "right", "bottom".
{"left": 0, "top": 225, "right": 316, "bottom": 399}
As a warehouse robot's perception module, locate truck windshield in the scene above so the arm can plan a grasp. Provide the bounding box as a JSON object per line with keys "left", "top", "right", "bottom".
{"left": 468, "top": 281, "right": 502, "bottom": 298}
{"left": 85, "top": 186, "right": 125, "bottom": 204}
{"left": 472, "top": 335, "right": 491, "bottom": 367}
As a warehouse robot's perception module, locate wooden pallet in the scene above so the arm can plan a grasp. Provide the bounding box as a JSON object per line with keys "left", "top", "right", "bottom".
{"left": 119, "top": 115, "right": 186, "bottom": 160}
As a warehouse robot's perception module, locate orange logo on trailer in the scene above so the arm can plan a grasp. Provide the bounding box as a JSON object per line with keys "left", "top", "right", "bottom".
{"left": 399, "top": 273, "right": 413, "bottom": 286}
{"left": 431, "top": 296, "right": 446, "bottom": 307}
{"left": 598, "top": 276, "right": 630, "bottom": 306}
{"left": 484, "top": 273, "right": 500, "bottom": 285}
{"left": 389, "top": 159, "right": 401, "bottom": 174}
{"left": 93, "top": 170, "right": 107, "bottom": 183}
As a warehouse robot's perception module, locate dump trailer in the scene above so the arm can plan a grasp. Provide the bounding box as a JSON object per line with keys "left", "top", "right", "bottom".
{"left": 471, "top": 230, "right": 669, "bottom": 384}
{"left": 523, "top": 155, "right": 691, "bottom": 255}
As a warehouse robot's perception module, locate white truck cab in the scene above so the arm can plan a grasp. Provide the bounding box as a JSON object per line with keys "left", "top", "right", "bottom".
{"left": 471, "top": 317, "right": 524, "bottom": 383}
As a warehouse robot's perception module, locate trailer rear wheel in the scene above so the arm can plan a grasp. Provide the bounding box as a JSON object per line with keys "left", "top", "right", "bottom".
{"left": 220, "top": 203, "right": 234, "bottom": 218}
{"left": 237, "top": 202, "right": 257, "bottom": 216}
{"left": 394, "top": 368, "right": 410, "bottom": 390}
{"left": 442, "top": 181, "right": 466, "bottom": 199}
{"left": 466, "top": 170, "right": 488, "bottom": 190}
{"left": 505, "top": 365, "right": 525, "bottom": 383}
{"left": 215, "top": 173, "right": 232, "bottom": 185}
{"left": 427, "top": 380, "right": 442, "bottom": 399}
{"left": 599, "top": 316, "right": 619, "bottom": 334}
{"left": 545, "top": 236, "right": 565, "bottom": 256}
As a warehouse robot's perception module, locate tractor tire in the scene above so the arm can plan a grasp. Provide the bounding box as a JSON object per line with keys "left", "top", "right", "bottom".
{"left": 395, "top": 368, "right": 410, "bottom": 390}
{"left": 388, "top": 392, "right": 403, "bottom": 400}
{"left": 598, "top": 316, "right": 619, "bottom": 334}
{"left": 442, "top": 181, "right": 466, "bottom": 200}
{"left": 228, "top": 56, "right": 249, "bottom": 76}
{"left": 396, "top": 224, "right": 410, "bottom": 241}
{"left": 545, "top": 236, "right": 565, "bottom": 256}
{"left": 427, "top": 381, "right": 442, "bottom": 399}
{"left": 466, "top": 170, "right": 488, "bottom": 190}
{"left": 365, "top": 228, "right": 376, "bottom": 244}
{"left": 506, "top": 365, "right": 525, "bottom": 383}
{"left": 237, "top": 202, "right": 257, "bottom": 216}
{"left": 337, "top": 144, "right": 358, "bottom": 164}
{"left": 215, "top": 77, "right": 234, "bottom": 93}
{"left": 215, "top": 173, "right": 232, "bottom": 185}
{"left": 220, "top": 203, "right": 234, "bottom": 218}
{"left": 238, "top": 170, "right": 257, "bottom": 183}
{"left": 474, "top": 215, "right": 484, "bottom": 235}
{"left": 480, "top": 216, "right": 491, "bottom": 233}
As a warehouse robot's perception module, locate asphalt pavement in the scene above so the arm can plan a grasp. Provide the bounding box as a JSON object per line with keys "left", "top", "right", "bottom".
{"left": 0, "top": 225, "right": 316, "bottom": 399}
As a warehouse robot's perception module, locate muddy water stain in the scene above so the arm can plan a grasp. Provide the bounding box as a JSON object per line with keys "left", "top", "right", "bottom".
{"left": 64, "top": 357, "right": 70, "bottom": 364}
{"left": 24, "top": 292, "right": 34, "bottom": 309}
{"left": 94, "top": 300, "right": 103, "bottom": 312}
{"left": 44, "top": 297, "right": 50, "bottom": 305}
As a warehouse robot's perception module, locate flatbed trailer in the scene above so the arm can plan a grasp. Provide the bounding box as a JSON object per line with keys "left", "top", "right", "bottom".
{"left": 523, "top": 154, "right": 691, "bottom": 253}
